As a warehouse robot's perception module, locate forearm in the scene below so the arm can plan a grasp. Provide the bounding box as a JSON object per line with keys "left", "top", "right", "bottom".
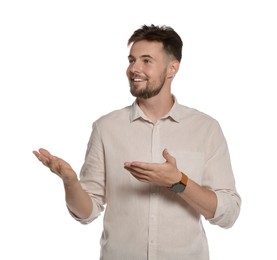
{"left": 179, "top": 178, "right": 217, "bottom": 219}
{"left": 64, "top": 180, "right": 93, "bottom": 219}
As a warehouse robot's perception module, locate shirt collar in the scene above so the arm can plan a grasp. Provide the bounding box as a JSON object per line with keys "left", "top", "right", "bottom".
{"left": 130, "top": 95, "right": 181, "bottom": 123}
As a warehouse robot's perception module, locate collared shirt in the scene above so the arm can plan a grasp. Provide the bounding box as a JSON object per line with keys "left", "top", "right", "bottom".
{"left": 70, "top": 97, "right": 241, "bottom": 260}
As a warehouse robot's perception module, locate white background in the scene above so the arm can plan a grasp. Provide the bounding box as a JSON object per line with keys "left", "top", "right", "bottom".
{"left": 1, "top": 0, "right": 276, "bottom": 259}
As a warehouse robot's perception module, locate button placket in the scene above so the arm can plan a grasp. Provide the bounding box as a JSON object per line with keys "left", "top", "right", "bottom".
{"left": 148, "top": 123, "right": 161, "bottom": 259}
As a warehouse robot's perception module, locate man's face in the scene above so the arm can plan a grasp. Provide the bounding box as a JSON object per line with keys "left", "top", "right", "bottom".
{"left": 126, "top": 40, "right": 170, "bottom": 99}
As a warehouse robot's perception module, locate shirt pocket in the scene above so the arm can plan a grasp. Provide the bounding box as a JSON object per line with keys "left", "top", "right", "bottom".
{"left": 170, "top": 150, "right": 205, "bottom": 184}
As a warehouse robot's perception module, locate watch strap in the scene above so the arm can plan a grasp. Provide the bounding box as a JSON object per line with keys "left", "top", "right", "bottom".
{"left": 180, "top": 172, "right": 188, "bottom": 186}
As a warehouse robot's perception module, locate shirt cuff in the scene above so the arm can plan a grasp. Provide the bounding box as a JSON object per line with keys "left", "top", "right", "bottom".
{"left": 66, "top": 200, "right": 100, "bottom": 224}
{"left": 208, "top": 189, "right": 240, "bottom": 229}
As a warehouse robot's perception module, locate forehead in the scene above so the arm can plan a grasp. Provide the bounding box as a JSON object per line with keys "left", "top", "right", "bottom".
{"left": 129, "top": 40, "right": 165, "bottom": 58}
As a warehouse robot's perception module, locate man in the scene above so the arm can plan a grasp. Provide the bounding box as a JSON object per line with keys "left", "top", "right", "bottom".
{"left": 33, "top": 24, "right": 241, "bottom": 260}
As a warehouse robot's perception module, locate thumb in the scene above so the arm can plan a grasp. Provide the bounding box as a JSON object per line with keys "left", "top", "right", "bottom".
{"left": 162, "top": 149, "right": 175, "bottom": 164}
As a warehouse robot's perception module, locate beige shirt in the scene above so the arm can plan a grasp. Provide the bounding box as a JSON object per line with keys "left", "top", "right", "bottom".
{"left": 71, "top": 98, "right": 241, "bottom": 260}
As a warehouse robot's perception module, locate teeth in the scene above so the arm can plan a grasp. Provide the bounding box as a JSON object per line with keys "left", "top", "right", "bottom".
{"left": 133, "top": 78, "right": 144, "bottom": 82}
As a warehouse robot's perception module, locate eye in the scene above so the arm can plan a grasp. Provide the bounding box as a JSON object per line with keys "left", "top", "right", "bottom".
{"left": 128, "top": 58, "right": 135, "bottom": 64}
{"left": 143, "top": 58, "right": 151, "bottom": 64}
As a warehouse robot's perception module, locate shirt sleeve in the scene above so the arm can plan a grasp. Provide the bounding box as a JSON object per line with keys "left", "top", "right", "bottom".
{"left": 209, "top": 188, "right": 241, "bottom": 228}
{"left": 69, "top": 122, "right": 106, "bottom": 224}
{"left": 203, "top": 120, "right": 241, "bottom": 228}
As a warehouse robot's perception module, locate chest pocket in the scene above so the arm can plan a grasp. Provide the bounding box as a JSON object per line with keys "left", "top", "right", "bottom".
{"left": 170, "top": 150, "right": 205, "bottom": 184}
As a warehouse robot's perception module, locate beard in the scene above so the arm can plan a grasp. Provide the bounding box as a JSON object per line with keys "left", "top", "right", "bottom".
{"left": 129, "top": 70, "right": 167, "bottom": 99}
{"left": 130, "top": 83, "right": 163, "bottom": 99}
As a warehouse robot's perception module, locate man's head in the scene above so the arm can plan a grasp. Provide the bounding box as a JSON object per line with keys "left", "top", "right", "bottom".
{"left": 128, "top": 24, "right": 183, "bottom": 62}
{"left": 127, "top": 25, "right": 182, "bottom": 99}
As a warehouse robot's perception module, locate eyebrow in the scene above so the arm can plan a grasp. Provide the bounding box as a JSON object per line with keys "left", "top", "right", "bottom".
{"left": 128, "top": 54, "right": 154, "bottom": 60}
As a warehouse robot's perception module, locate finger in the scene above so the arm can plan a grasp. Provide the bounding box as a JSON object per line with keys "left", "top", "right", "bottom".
{"left": 33, "top": 150, "right": 40, "bottom": 159}
{"left": 38, "top": 148, "right": 53, "bottom": 159}
{"left": 33, "top": 149, "right": 55, "bottom": 168}
{"left": 124, "top": 164, "right": 151, "bottom": 176}
{"left": 162, "top": 148, "right": 176, "bottom": 164}
{"left": 33, "top": 150, "right": 47, "bottom": 163}
{"left": 128, "top": 170, "right": 151, "bottom": 183}
{"left": 126, "top": 161, "right": 156, "bottom": 171}
{"left": 124, "top": 164, "right": 151, "bottom": 175}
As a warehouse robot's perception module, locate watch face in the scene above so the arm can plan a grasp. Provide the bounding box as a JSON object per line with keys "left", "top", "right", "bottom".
{"left": 171, "top": 183, "right": 186, "bottom": 193}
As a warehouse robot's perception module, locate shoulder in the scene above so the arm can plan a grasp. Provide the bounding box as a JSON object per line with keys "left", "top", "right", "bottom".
{"left": 174, "top": 103, "right": 224, "bottom": 138}
{"left": 176, "top": 104, "right": 226, "bottom": 143}
{"left": 93, "top": 105, "right": 132, "bottom": 128}
{"left": 177, "top": 103, "right": 218, "bottom": 125}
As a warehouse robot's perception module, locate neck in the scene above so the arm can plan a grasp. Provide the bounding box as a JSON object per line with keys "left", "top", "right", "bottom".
{"left": 137, "top": 91, "right": 174, "bottom": 122}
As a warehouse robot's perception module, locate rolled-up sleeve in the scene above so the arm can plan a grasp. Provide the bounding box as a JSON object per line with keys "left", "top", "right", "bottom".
{"left": 68, "top": 122, "right": 106, "bottom": 224}
{"left": 204, "top": 121, "right": 241, "bottom": 228}
{"left": 209, "top": 189, "right": 241, "bottom": 228}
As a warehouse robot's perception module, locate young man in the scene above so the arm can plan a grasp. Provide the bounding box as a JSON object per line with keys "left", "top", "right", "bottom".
{"left": 33, "top": 24, "right": 241, "bottom": 260}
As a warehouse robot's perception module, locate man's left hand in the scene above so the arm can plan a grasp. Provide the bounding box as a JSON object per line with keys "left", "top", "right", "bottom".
{"left": 124, "top": 149, "right": 182, "bottom": 187}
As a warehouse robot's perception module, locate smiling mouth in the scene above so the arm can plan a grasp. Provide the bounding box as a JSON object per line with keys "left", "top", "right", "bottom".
{"left": 133, "top": 79, "right": 144, "bottom": 82}
{"left": 131, "top": 76, "right": 147, "bottom": 82}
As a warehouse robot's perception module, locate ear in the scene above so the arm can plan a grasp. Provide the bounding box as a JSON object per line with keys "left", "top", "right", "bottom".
{"left": 167, "top": 60, "right": 180, "bottom": 79}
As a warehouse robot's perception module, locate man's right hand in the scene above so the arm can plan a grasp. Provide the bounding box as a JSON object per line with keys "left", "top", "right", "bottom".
{"left": 33, "top": 148, "right": 93, "bottom": 219}
{"left": 33, "top": 148, "right": 78, "bottom": 185}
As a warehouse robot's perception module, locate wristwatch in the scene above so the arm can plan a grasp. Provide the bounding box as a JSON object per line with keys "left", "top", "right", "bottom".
{"left": 169, "top": 172, "right": 188, "bottom": 193}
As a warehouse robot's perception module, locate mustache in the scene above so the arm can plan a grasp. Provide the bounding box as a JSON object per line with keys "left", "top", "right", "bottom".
{"left": 130, "top": 73, "right": 148, "bottom": 80}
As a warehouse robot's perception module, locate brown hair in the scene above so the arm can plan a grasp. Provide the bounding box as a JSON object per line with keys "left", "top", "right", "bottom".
{"left": 128, "top": 24, "right": 183, "bottom": 62}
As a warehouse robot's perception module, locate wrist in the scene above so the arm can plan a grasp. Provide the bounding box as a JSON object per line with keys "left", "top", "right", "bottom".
{"left": 170, "top": 171, "right": 182, "bottom": 187}
{"left": 63, "top": 175, "right": 79, "bottom": 188}
{"left": 169, "top": 172, "right": 188, "bottom": 193}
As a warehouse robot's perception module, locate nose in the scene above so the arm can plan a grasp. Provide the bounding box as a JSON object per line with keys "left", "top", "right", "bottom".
{"left": 128, "top": 61, "right": 141, "bottom": 74}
